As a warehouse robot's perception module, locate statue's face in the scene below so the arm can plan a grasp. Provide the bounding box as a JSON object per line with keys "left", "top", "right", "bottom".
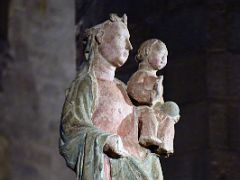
{"left": 148, "top": 44, "right": 168, "bottom": 70}
{"left": 98, "top": 22, "right": 133, "bottom": 67}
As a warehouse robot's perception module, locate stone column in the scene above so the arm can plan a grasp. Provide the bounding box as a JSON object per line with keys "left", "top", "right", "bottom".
{"left": 0, "top": 135, "right": 10, "bottom": 180}
{"left": 1, "top": 0, "right": 76, "bottom": 179}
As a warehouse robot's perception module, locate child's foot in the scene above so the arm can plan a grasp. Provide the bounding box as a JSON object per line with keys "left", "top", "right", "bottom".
{"left": 139, "top": 136, "right": 162, "bottom": 147}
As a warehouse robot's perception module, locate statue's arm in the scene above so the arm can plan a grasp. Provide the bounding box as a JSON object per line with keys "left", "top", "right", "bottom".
{"left": 103, "top": 135, "right": 129, "bottom": 158}
{"left": 60, "top": 76, "right": 94, "bottom": 137}
{"left": 61, "top": 75, "right": 128, "bottom": 159}
{"left": 59, "top": 75, "right": 111, "bottom": 171}
{"left": 154, "top": 75, "right": 164, "bottom": 104}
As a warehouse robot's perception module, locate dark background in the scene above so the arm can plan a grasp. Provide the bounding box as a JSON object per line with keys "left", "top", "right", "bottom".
{"left": 1, "top": 0, "right": 240, "bottom": 180}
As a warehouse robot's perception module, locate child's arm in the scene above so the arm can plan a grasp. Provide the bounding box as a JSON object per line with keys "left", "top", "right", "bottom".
{"left": 153, "top": 75, "right": 164, "bottom": 104}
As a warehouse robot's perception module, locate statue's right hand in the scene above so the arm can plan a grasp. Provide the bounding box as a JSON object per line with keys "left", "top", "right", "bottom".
{"left": 103, "top": 135, "right": 129, "bottom": 158}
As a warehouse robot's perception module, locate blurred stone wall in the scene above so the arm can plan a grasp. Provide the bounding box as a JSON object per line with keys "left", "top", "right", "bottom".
{"left": 0, "top": 0, "right": 76, "bottom": 179}
{"left": 206, "top": 1, "right": 240, "bottom": 179}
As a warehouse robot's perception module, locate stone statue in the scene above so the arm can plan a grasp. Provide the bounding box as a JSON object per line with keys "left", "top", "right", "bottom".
{"left": 59, "top": 14, "right": 179, "bottom": 180}
{"left": 127, "top": 39, "right": 180, "bottom": 154}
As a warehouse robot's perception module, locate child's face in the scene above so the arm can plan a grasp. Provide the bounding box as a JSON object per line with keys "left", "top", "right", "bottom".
{"left": 148, "top": 44, "right": 168, "bottom": 70}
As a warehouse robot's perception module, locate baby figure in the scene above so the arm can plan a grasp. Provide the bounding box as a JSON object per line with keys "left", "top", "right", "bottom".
{"left": 127, "top": 39, "right": 180, "bottom": 148}
{"left": 127, "top": 39, "right": 167, "bottom": 106}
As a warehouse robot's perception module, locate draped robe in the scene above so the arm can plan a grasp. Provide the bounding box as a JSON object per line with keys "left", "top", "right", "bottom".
{"left": 59, "top": 66, "right": 163, "bottom": 180}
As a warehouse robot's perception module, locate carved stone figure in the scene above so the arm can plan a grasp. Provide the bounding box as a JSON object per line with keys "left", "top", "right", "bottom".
{"left": 127, "top": 39, "right": 168, "bottom": 106}
{"left": 127, "top": 39, "right": 180, "bottom": 154}
{"left": 59, "top": 14, "right": 179, "bottom": 180}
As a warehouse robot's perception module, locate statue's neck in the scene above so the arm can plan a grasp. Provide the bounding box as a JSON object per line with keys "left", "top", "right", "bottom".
{"left": 93, "top": 54, "right": 116, "bottom": 81}
{"left": 139, "top": 62, "right": 157, "bottom": 76}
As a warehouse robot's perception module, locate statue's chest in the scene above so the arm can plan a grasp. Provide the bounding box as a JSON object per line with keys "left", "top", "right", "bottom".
{"left": 143, "top": 75, "right": 157, "bottom": 90}
{"left": 93, "top": 80, "right": 133, "bottom": 133}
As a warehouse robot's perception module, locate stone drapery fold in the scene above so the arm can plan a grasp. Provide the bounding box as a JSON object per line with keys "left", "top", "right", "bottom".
{"left": 59, "top": 64, "right": 163, "bottom": 180}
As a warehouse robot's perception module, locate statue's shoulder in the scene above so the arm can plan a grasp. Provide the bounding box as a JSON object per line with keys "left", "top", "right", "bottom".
{"left": 134, "top": 70, "right": 149, "bottom": 79}
{"left": 128, "top": 70, "right": 148, "bottom": 85}
{"left": 69, "top": 72, "right": 94, "bottom": 89}
{"left": 114, "top": 78, "right": 133, "bottom": 105}
{"left": 114, "top": 77, "right": 127, "bottom": 89}
{"left": 65, "top": 72, "right": 94, "bottom": 100}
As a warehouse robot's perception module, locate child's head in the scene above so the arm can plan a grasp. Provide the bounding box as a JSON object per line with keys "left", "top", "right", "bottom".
{"left": 136, "top": 39, "right": 168, "bottom": 70}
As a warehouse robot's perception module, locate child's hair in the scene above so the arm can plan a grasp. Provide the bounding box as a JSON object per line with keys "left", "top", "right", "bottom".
{"left": 135, "top": 39, "right": 167, "bottom": 63}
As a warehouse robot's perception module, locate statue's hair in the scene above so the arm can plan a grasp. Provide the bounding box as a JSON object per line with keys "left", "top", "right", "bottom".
{"left": 135, "top": 39, "right": 167, "bottom": 63}
{"left": 85, "top": 14, "right": 127, "bottom": 37}
{"left": 82, "top": 14, "right": 127, "bottom": 61}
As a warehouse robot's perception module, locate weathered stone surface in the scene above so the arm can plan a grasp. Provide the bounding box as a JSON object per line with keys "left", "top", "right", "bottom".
{"left": 228, "top": 10, "right": 240, "bottom": 53}
{"left": 164, "top": 54, "right": 206, "bottom": 104}
{"left": 60, "top": 14, "right": 171, "bottom": 180}
{"left": 207, "top": 7, "right": 227, "bottom": 52}
{"left": 155, "top": 6, "right": 207, "bottom": 54}
{"left": 174, "top": 102, "right": 208, "bottom": 153}
{"left": 208, "top": 103, "right": 228, "bottom": 149}
{"left": 208, "top": 150, "right": 240, "bottom": 180}
{"left": 0, "top": 136, "right": 10, "bottom": 180}
{"left": 126, "top": 39, "right": 179, "bottom": 155}
{"left": 207, "top": 53, "right": 240, "bottom": 101}
{"left": 0, "top": 0, "right": 76, "bottom": 179}
{"left": 227, "top": 102, "right": 240, "bottom": 151}
{"left": 208, "top": 102, "right": 240, "bottom": 151}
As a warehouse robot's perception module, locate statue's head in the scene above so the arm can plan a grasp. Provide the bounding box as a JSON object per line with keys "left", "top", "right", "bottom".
{"left": 84, "top": 14, "right": 133, "bottom": 68}
{"left": 136, "top": 39, "right": 168, "bottom": 70}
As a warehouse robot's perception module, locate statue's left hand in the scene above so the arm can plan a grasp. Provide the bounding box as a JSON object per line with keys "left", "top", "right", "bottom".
{"left": 103, "top": 135, "right": 130, "bottom": 158}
